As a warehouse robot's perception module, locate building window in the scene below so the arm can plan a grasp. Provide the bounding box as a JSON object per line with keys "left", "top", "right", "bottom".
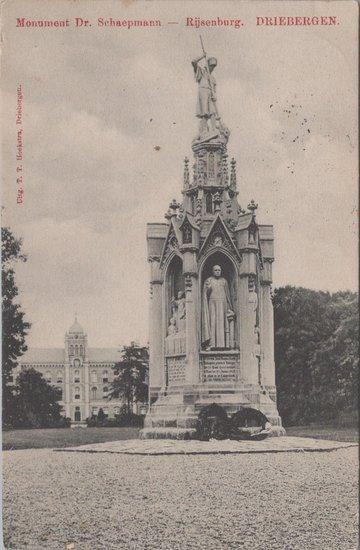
{"left": 45, "top": 371, "right": 52, "bottom": 383}
{"left": 205, "top": 192, "right": 213, "bottom": 214}
{"left": 75, "top": 345, "right": 79, "bottom": 356}
{"left": 208, "top": 152, "right": 215, "bottom": 179}
{"left": 74, "top": 370, "right": 80, "bottom": 383}
{"left": 102, "top": 370, "right": 108, "bottom": 383}
{"left": 103, "top": 407, "right": 109, "bottom": 417}
{"left": 8, "top": 375, "right": 13, "bottom": 383}
{"left": 91, "top": 387, "right": 97, "bottom": 399}
{"left": 58, "top": 389, "right": 63, "bottom": 400}
{"left": 103, "top": 386, "right": 109, "bottom": 398}
{"left": 80, "top": 345, "right": 84, "bottom": 357}
{"left": 75, "top": 386, "right": 80, "bottom": 400}
{"left": 91, "top": 370, "right": 97, "bottom": 383}
{"left": 69, "top": 345, "right": 74, "bottom": 356}
{"left": 191, "top": 195, "right": 196, "bottom": 215}
{"left": 92, "top": 407, "right": 98, "bottom": 416}
{"left": 57, "top": 371, "right": 63, "bottom": 383}
{"left": 114, "top": 406, "right": 120, "bottom": 415}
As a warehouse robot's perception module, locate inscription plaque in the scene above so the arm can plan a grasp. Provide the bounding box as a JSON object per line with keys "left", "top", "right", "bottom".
{"left": 201, "top": 353, "right": 239, "bottom": 382}
{"left": 166, "top": 356, "right": 186, "bottom": 383}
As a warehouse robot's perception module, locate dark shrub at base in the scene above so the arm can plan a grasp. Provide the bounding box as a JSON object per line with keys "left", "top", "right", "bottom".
{"left": 195, "top": 403, "right": 231, "bottom": 441}
{"left": 230, "top": 407, "right": 270, "bottom": 440}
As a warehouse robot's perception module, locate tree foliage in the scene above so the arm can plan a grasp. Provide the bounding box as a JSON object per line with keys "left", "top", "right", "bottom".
{"left": 10, "top": 369, "right": 65, "bottom": 428}
{"left": 2, "top": 227, "right": 31, "bottom": 424}
{"left": 109, "top": 342, "right": 149, "bottom": 414}
{"left": 274, "top": 286, "right": 358, "bottom": 425}
{"left": 97, "top": 407, "right": 106, "bottom": 424}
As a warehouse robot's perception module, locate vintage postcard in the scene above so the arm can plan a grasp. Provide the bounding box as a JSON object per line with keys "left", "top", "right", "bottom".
{"left": 1, "top": 0, "right": 358, "bottom": 549}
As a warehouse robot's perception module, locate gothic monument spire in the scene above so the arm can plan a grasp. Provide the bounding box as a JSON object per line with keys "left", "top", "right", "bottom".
{"left": 143, "top": 45, "right": 284, "bottom": 439}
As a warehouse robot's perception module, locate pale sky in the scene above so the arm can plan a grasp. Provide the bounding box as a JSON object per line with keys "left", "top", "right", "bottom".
{"left": 2, "top": 0, "right": 358, "bottom": 349}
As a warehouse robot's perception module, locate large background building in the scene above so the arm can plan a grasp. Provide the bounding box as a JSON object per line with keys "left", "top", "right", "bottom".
{"left": 17, "top": 318, "right": 123, "bottom": 425}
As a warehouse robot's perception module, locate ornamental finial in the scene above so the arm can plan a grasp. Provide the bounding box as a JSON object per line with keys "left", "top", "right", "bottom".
{"left": 230, "top": 158, "right": 237, "bottom": 189}
{"left": 247, "top": 199, "right": 258, "bottom": 214}
{"left": 169, "top": 199, "right": 180, "bottom": 213}
{"left": 222, "top": 153, "right": 229, "bottom": 186}
{"left": 183, "top": 157, "right": 189, "bottom": 188}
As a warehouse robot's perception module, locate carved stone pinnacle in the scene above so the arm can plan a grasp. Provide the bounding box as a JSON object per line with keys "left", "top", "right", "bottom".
{"left": 248, "top": 199, "right": 258, "bottom": 213}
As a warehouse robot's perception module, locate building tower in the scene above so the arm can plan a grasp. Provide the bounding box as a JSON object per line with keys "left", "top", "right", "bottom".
{"left": 64, "top": 316, "right": 90, "bottom": 422}
{"left": 143, "top": 50, "right": 284, "bottom": 436}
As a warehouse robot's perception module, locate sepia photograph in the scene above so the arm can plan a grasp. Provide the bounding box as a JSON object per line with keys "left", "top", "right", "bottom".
{"left": 1, "top": 0, "right": 358, "bottom": 548}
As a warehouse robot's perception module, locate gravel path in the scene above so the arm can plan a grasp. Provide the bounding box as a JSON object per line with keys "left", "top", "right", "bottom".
{"left": 3, "top": 447, "right": 358, "bottom": 550}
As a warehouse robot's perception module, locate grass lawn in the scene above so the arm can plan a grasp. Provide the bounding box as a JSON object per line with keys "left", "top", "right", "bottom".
{"left": 2, "top": 427, "right": 140, "bottom": 450}
{"left": 285, "top": 425, "right": 358, "bottom": 442}
{"left": 3, "top": 424, "right": 357, "bottom": 450}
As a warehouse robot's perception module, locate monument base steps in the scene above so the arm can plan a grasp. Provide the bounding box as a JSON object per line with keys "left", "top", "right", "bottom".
{"left": 143, "top": 382, "right": 285, "bottom": 438}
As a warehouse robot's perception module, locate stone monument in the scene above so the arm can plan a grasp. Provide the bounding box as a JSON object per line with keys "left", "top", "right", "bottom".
{"left": 143, "top": 47, "right": 284, "bottom": 437}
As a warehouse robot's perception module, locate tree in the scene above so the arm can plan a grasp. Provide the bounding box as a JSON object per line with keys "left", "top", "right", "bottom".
{"left": 273, "top": 286, "right": 358, "bottom": 426}
{"left": 273, "top": 286, "right": 333, "bottom": 424}
{"left": 310, "top": 291, "right": 358, "bottom": 421}
{"left": 97, "top": 407, "right": 106, "bottom": 424}
{"left": 2, "top": 227, "right": 31, "bottom": 426}
{"left": 12, "top": 369, "right": 63, "bottom": 428}
{"left": 109, "top": 342, "right": 149, "bottom": 414}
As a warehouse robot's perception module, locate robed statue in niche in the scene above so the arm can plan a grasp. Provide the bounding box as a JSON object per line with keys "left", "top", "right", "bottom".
{"left": 170, "top": 291, "right": 186, "bottom": 334}
{"left": 202, "top": 265, "right": 235, "bottom": 349}
{"left": 166, "top": 291, "right": 186, "bottom": 355}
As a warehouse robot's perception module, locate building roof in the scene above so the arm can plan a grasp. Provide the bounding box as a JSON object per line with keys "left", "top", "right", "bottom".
{"left": 88, "top": 348, "right": 121, "bottom": 362}
{"left": 68, "top": 319, "right": 84, "bottom": 334}
{"left": 21, "top": 348, "right": 64, "bottom": 364}
{"left": 20, "top": 347, "right": 121, "bottom": 365}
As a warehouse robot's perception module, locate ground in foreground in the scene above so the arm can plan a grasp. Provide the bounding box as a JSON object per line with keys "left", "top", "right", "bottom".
{"left": 3, "top": 446, "right": 357, "bottom": 550}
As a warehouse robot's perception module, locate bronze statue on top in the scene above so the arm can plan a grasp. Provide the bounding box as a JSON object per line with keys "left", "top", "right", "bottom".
{"left": 192, "top": 37, "right": 229, "bottom": 143}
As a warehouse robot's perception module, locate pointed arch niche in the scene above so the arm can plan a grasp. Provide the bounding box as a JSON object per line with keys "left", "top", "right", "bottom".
{"left": 200, "top": 251, "right": 239, "bottom": 350}
{"left": 165, "top": 254, "right": 184, "bottom": 329}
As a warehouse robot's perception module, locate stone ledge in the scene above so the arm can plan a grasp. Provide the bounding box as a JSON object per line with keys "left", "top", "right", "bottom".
{"left": 54, "top": 437, "right": 357, "bottom": 456}
{"left": 141, "top": 427, "right": 195, "bottom": 440}
{"left": 200, "top": 350, "right": 240, "bottom": 355}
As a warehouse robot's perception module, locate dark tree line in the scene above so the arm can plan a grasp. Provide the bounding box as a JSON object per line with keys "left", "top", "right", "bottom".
{"left": 274, "top": 286, "right": 358, "bottom": 426}
{"left": 2, "top": 227, "right": 30, "bottom": 426}
{"left": 9, "top": 368, "right": 68, "bottom": 428}
{"left": 2, "top": 227, "right": 66, "bottom": 428}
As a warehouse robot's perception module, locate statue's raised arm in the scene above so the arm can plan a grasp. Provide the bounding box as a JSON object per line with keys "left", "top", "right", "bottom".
{"left": 192, "top": 53, "right": 206, "bottom": 74}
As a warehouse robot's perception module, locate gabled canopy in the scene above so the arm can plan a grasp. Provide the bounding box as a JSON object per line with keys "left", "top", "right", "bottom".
{"left": 199, "top": 214, "right": 242, "bottom": 261}
{"left": 179, "top": 212, "right": 199, "bottom": 232}
{"left": 234, "top": 212, "right": 255, "bottom": 232}
{"left": 159, "top": 217, "right": 182, "bottom": 267}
